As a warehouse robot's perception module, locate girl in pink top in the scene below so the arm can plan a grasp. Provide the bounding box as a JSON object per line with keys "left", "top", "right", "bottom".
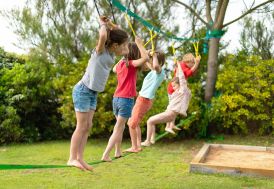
{"left": 101, "top": 37, "right": 149, "bottom": 161}
{"left": 141, "top": 61, "right": 191, "bottom": 147}
{"left": 165, "top": 53, "right": 200, "bottom": 134}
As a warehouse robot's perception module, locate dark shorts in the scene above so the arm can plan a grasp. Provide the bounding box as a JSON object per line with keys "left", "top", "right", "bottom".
{"left": 113, "top": 97, "right": 134, "bottom": 119}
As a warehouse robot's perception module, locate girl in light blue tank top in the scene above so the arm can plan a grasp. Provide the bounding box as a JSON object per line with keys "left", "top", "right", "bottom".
{"left": 125, "top": 50, "right": 166, "bottom": 153}
{"left": 68, "top": 16, "right": 129, "bottom": 171}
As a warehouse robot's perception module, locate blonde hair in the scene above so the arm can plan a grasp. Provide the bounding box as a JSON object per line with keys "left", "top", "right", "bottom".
{"left": 182, "top": 53, "right": 195, "bottom": 63}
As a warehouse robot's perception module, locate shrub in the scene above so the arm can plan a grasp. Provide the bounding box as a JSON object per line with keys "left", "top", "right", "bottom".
{"left": 211, "top": 55, "right": 273, "bottom": 135}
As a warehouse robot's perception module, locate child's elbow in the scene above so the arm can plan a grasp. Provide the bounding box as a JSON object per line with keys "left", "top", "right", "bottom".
{"left": 153, "top": 65, "right": 160, "bottom": 71}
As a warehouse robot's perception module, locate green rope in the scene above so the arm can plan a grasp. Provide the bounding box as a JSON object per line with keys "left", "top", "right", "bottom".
{"left": 0, "top": 113, "right": 196, "bottom": 170}
{"left": 1, "top": 2, "right": 206, "bottom": 172}
{"left": 155, "top": 112, "right": 196, "bottom": 141}
{"left": 111, "top": 0, "right": 197, "bottom": 41}
{"left": 111, "top": 0, "right": 226, "bottom": 43}
{"left": 0, "top": 164, "right": 68, "bottom": 170}
{"left": 205, "top": 29, "right": 226, "bottom": 39}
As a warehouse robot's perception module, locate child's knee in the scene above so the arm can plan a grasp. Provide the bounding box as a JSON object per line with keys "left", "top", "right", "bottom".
{"left": 76, "top": 126, "right": 89, "bottom": 133}
{"left": 114, "top": 123, "right": 125, "bottom": 132}
{"left": 87, "top": 121, "right": 93, "bottom": 130}
{"left": 147, "top": 118, "right": 153, "bottom": 125}
{"left": 128, "top": 122, "right": 138, "bottom": 129}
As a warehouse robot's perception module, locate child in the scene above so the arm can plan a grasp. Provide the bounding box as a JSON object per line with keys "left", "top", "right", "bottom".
{"left": 165, "top": 53, "right": 200, "bottom": 134}
{"left": 101, "top": 36, "right": 149, "bottom": 161}
{"left": 125, "top": 50, "right": 166, "bottom": 153}
{"left": 67, "top": 16, "right": 129, "bottom": 171}
{"left": 141, "top": 59, "right": 192, "bottom": 147}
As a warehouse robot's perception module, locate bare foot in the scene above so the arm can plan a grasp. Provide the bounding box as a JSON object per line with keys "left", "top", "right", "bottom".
{"left": 78, "top": 159, "right": 93, "bottom": 171}
{"left": 173, "top": 126, "right": 181, "bottom": 131}
{"left": 138, "top": 147, "right": 142, "bottom": 152}
{"left": 67, "top": 160, "right": 86, "bottom": 171}
{"left": 165, "top": 128, "right": 176, "bottom": 134}
{"left": 141, "top": 141, "right": 151, "bottom": 147}
{"left": 115, "top": 151, "right": 122, "bottom": 158}
{"left": 101, "top": 156, "right": 112, "bottom": 162}
{"left": 124, "top": 147, "right": 139, "bottom": 153}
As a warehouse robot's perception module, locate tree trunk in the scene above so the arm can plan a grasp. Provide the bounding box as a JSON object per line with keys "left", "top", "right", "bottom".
{"left": 205, "top": 37, "right": 220, "bottom": 101}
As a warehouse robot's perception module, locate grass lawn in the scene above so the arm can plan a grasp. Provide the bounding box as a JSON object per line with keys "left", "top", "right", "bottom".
{"left": 0, "top": 135, "right": 273, "bottom": 189}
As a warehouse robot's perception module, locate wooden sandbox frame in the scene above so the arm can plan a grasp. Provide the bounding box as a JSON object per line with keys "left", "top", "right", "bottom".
{"left": 190, "top": 144, "right": 274, "bottom": 178}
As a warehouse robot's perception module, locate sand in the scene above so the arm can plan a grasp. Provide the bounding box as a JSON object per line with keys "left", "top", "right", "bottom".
{"left": 203, "top": 147, "right": 274, "bottom": 169}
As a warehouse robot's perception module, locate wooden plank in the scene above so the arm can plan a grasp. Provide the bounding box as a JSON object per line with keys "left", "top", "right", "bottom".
{"left": 189, "top": 143, "right": 274, "bottom": 179}
{"left": 210, "top": 144, "right": 268, "bottom": 152}
{"left": 190, "top": 163, "right": 274, "bottom": 178}
{"left": 267, "top": 147, "right": 274, "bottom": 153}
{"left": 190, "top": 144, "right": 210, "bottom": 163}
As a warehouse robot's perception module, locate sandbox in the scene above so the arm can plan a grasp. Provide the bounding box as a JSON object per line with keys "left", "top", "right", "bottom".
{"left": 190, "top": 144, "right": 274, "bottom": 178}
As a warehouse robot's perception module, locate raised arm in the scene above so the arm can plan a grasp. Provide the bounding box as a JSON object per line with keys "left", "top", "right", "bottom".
{"left": 190, "top": 55, "right": 201, "bottom": 73}
{"left": 177, "top": 62, "right": 187, "bottom": 90}
{"left": 96, "top": 16, "right": 119, "bottom": 54}
{"left": 132, "top": 36, "right": 149, "bottom": 67}
{"left": 152, "top": 52, "right": 161, "bottom": 74}
{"left": 96, "top": 16, "right": 108, "bottom": 54}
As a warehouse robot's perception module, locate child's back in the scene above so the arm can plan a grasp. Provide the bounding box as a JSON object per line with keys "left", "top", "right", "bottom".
{"left": 114, "top": 59, "right": 138, "bottom": 98}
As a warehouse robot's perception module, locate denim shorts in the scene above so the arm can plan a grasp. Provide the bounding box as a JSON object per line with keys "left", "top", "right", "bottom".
{"left": 113, "top": 97, "right": 134, "bottom": 119}
{"left": 72, "top": 82, "right": 98, "bottom": 112}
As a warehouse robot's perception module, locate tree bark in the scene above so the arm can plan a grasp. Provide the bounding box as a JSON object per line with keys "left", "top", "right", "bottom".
{"left": 205, "top": 37, "right": 220, "bottom": 101}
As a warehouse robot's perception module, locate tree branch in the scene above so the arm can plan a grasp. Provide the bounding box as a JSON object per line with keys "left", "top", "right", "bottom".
{"left": 223, "top": 0, "right": 274, "bottom": 27}
{"left": 215, "top": 0, "right": 229, "bottom": 28}
{"left": 214, "top": 0, "right": 223, "bottom": 22}
{"left": 171, "top": 0, "right": 209, "bottom": 28}
{"left": 206, "top": 0, "right": 213, "bottom": 24}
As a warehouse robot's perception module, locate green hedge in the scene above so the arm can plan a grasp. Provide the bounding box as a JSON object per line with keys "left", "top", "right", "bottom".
{"left": 210, "top": 55, "right": 273, "bottom": 135}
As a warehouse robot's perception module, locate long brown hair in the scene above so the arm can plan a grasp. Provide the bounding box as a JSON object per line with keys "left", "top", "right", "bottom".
{"left": 127, "top": 42, "right": 141, "bottom": 60}
{"left": 105, "top": 28, "right": 129, "bottom": 48}
{"left": 155, "top": 50, "right": 165, "bottom": 66}
{"left": 122, "top": 42, "right": 141, "bottom": 67}
{"left": 148, "top": 49, "right": 165, "bottom": 66}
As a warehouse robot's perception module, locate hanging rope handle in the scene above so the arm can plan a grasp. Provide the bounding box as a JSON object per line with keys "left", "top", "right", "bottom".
{"left": 100, "top": 16, "right": 118, "bottom": 30}
{"left": 193, "top": 41, "right": 200, "bottom": 57}
{"left": 171, "top": 41, "right": 177, "bottom": 63}
{"left": 149, "top": 29, "right": 155, "bottom": 56}
{"left": 94, "top": 0, "right": 101, "bottom": 17}
{"left": 124, "top": 13, "right": 136, "bottom": 37}
{"left": 144, "top": 33, "right": 157, "bottom": 47}
{"left": 107, "top": 0, "right": 116, "bottom": 23}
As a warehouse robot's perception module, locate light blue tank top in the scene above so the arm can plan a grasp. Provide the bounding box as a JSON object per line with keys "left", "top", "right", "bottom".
{"left": 139, "top": 69, "right": 165, "bottom": 99}
{"left": 81, "top": 49, "right": 115, "bottom": 92}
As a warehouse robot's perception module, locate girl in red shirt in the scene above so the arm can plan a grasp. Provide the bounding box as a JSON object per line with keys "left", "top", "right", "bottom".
{"left": 101, "top": 37, "right": 149, "bottom": 161}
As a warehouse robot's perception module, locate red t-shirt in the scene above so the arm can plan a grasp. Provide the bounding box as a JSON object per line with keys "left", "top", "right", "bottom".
{"left": 114, "top": 59, "right": 137, "bottom": 98}
{"left": 167, "top": 61, "right": 193, "bottom": 95}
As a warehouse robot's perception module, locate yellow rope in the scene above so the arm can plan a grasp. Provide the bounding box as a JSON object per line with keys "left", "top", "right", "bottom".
{"left": 193, "top": 41, "right": 200, "bottom": 57}
{"left": 171, "top": 42, "right": 176, "bottom": 62}
{"left": 124, "top": 13, "right": 136, "bottom": 37}
{"left": 149, "top": 30, "right": 155, "bottom": 53}
{"left": 144, "top": 33, "right": 157, "bottom": 47}
{"left": 124, "top": 13, "right": 158, "bottom": 49}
